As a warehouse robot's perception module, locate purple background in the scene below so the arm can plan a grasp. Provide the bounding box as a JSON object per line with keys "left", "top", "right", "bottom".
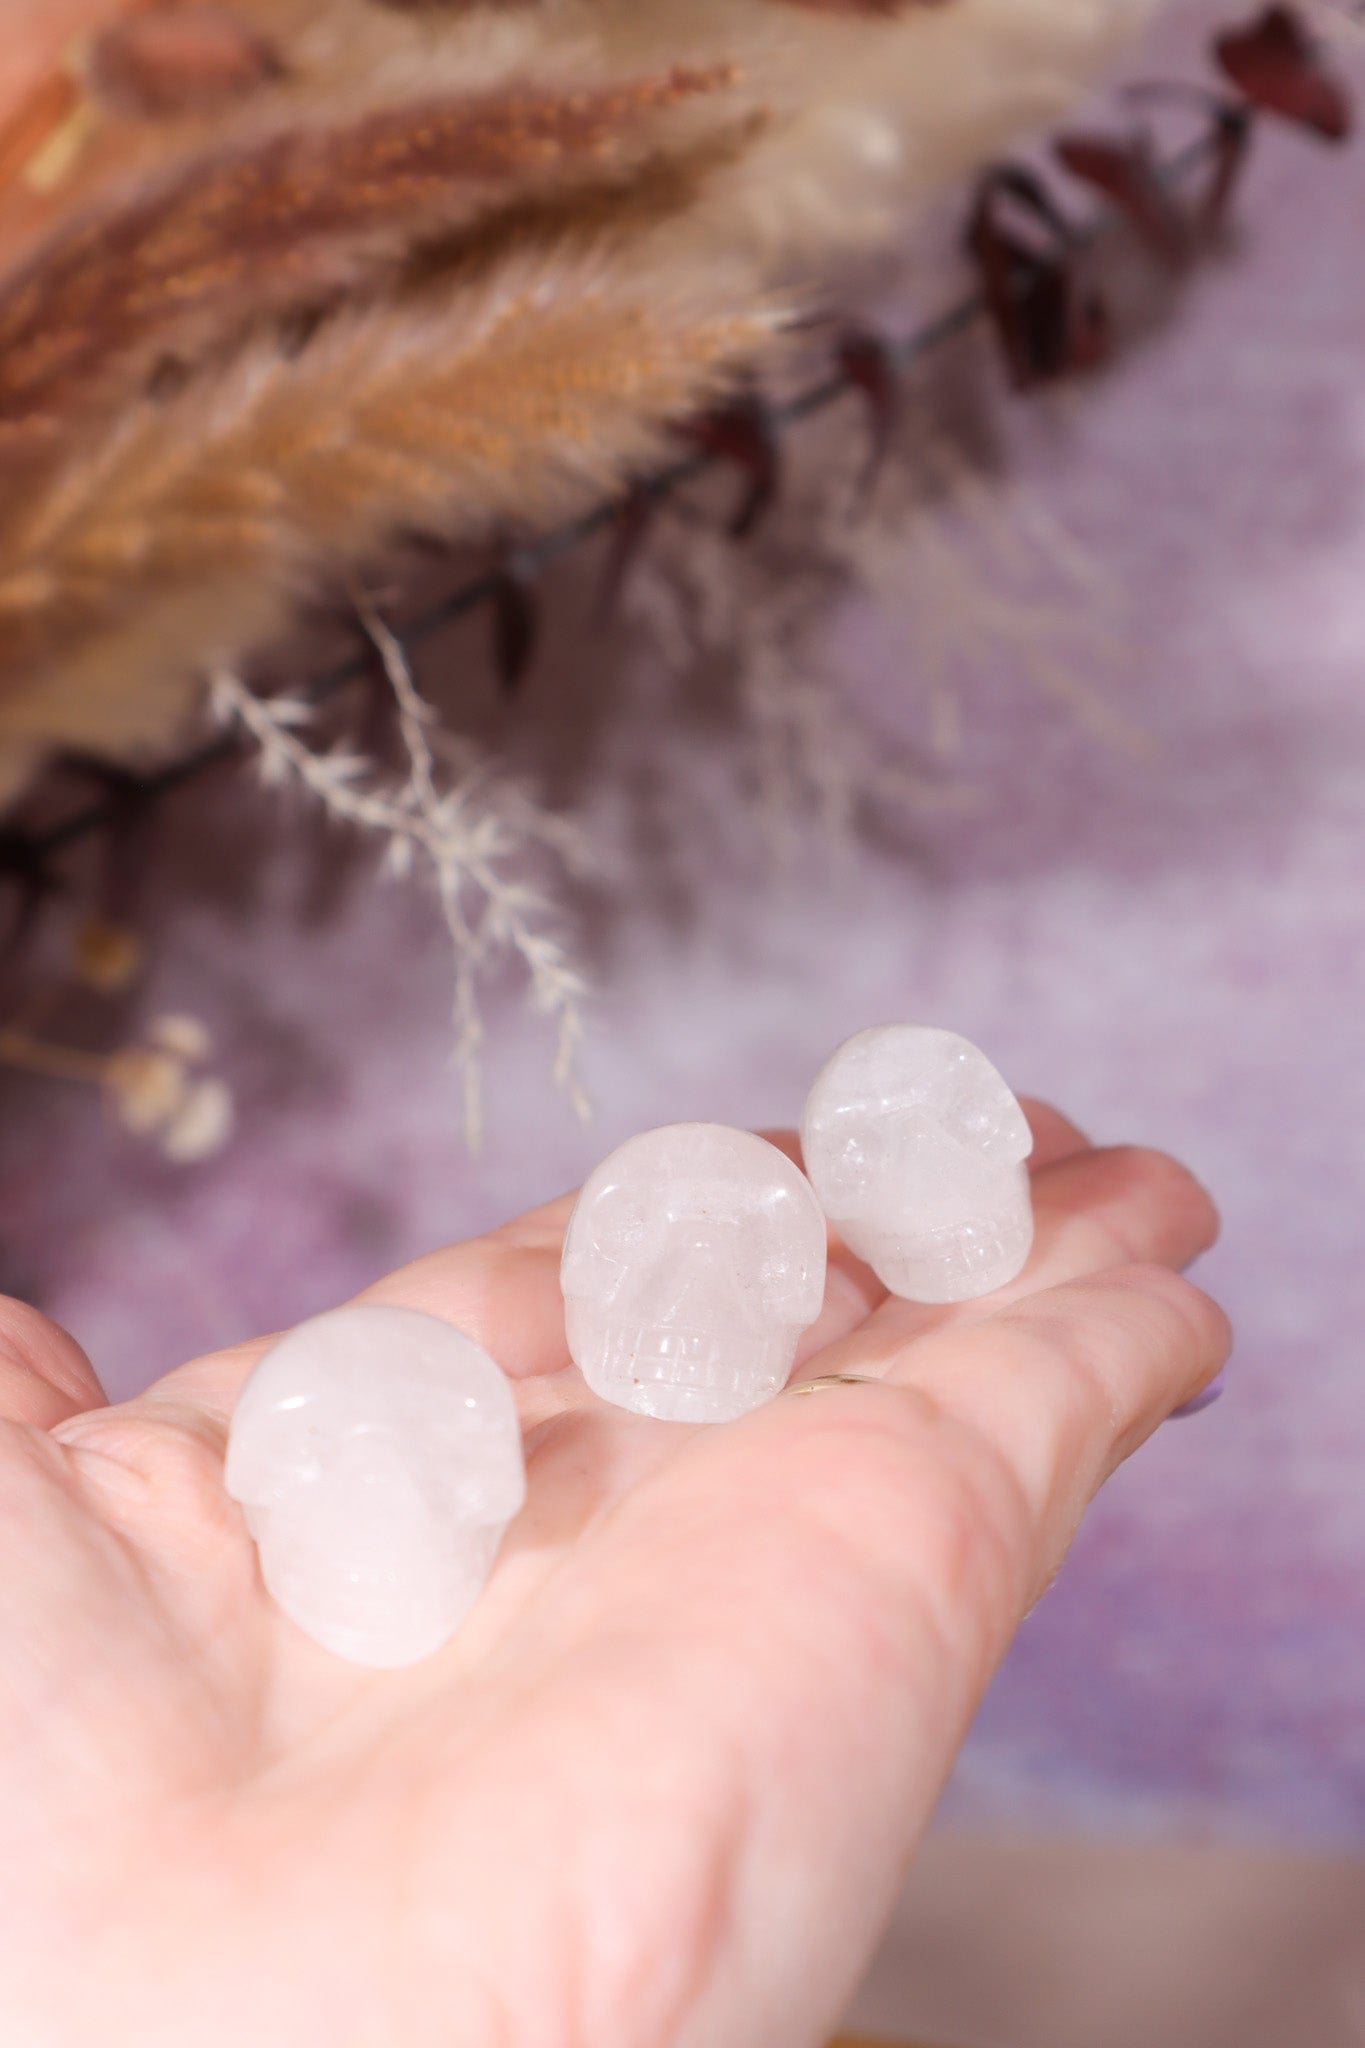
{"left": 3, "top": 9, "right": 1363, "bottom": 1848}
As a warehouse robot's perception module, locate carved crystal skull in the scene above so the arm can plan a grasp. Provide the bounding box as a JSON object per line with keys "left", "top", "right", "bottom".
{"left": 225, "top": 1303, "right": 526, "bottom": 1668}
{"left": 802, "top": 1025, "right": 1034, "bottom": 1303}
{"left": 561, "top": 1123, "right": 827, "bottom": 1423}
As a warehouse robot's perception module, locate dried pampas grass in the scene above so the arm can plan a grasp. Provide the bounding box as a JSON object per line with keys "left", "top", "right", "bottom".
{"left": 0, "top": 245, "right": 773, "bottom": 798}
{"left": 0, "top": 62, "right": 743, "bottom": 453}
{"left": 0, "top": 0, "right": 1160, "bottom": 807}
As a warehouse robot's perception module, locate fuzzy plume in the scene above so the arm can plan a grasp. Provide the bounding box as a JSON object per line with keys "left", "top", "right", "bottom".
{"left": 0, "top": 62, "right": 744, "bottom": 453}
{"left": 0, "top": 246, "right": 774, "bottom": 794}
{"left": 0, "top": 0, "right": 1159, "bottom": 804}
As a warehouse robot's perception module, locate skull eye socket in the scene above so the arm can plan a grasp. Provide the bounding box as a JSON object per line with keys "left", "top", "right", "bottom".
{"left": 277, "top": 1420, "right": 329, "bottom": 1486}
{"left": 938, "top": 1080, "right": 1031, "bottom": 1162}
{"left": 951, "top": 1099, "right": 994, "bottom": 1142}
{"left": 757, "top": 1251, "right": 797, "bottom": 1297}
{"left": 589, "top": 1184, "right": 652, "bottom": 1256}
{"left": 819, "top": 1131, "right": 872, "bottom": 1201}
{"left": 227, "top": 1415, "right": 327, "bottom": 1505}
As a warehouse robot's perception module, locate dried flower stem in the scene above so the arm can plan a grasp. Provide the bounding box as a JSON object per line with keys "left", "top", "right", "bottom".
{"left": 0, "top": 1026, "right": 107, "bottom": 1085}
{"left": 0, "top": 1013, "right": 233, "bottom": 1159}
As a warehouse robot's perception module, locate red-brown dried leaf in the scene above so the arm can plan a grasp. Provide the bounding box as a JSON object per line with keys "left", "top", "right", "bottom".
{"left": 492, "top": 565, "right": 540, "bottom": 699}
{"left": 1215, "top": 6, "right": 1352, "bottom": 141}
{"left": 0, "top": 830, "right": 61, "bottom": 960}
{"left": 1055, "top": 132, "right": 1186, "bottom": 263}
{"left": 967, "top": 191, "right": 1035, "bottom": 385}
{"left": 978, "top": 164, "right": 1074, "bottom": 248}
{"left": 967, "top": 172, "right": 1103, "bottom": 388}
{"left": 597, "top": 485, "right": 660, "bottom": 621}
{"left": 1067, "top": 283, "right": 1112, "bottom": 376}
{"left": 676, "top": 394, "right": 781, "bottom": 538}
{"left": 1203, "top": 100, "right": 1255, "bottom": 228}
{"left": 836, "top": 327, "right": 902, "bottom": 497}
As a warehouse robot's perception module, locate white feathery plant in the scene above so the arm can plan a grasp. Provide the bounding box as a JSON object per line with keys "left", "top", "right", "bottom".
{"left": 211, "top": 636, "right": 590, "bottom": 1146}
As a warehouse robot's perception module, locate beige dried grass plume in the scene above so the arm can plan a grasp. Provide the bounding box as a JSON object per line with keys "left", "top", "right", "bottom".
{"left": 0, "top": 0, "right": 1158, "bottom": 805}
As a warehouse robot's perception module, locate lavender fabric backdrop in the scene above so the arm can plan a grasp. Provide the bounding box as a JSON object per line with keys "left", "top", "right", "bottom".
{"left": 2, "top": 11, "right": 1362, "bottom": 1854}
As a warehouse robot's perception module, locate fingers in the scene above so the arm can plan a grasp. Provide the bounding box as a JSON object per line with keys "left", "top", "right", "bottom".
{"left": 504, "top": 1254, "right": 1225, "bottom": 2048}
{"left": 795, "top": 1137, "right": 1219, "bottom": 1379}
{"left": 784, "top": 1260, "right": 1228, "bottom": 1631}
{"left": 718, "top": 1262, "right": 1229, "bottom": 1723}
{"left": 1026, "top": 1140, "right": 1218, "bottom": 1285}
{"left": 1021, "top": 1097, "right": 1090, "bottom": 1171}
{"left": 358, "top": 1194, "right": 578, "bottom": 1375}
{"left": 891, "top": 1263, "right": 1231, "bottom": 1619}
{"left": 935, "top": 1140, "right": 1219, "bottom": 1330}
{"left": 901, "top": 1262, "right": 1231, "bottom": 1510}
{"left": 0, "top": 1296, "right": 106, "bottom": 1428}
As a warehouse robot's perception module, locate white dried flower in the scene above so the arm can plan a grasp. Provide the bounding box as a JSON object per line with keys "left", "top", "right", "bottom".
{"left": 212, "top": 616, "right": 590, "bottom": 1144}
{"left": 106, "top": 1047, "right": 190, "bottom": 1136}
{"left": 148, "top": 1013, "right": 214, "bottom": 1061}
{"left": 161, "top": 1078, "right": 235, "bottom": 1163}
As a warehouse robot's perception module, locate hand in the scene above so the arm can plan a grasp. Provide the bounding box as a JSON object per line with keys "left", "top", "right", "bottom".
{"left": 0, "top": 1105, "right": 1226, "bottom": 2048}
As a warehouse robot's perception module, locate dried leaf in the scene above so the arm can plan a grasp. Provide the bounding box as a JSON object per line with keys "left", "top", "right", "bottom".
{"left": 0, "top": 829, "right": 61, "bottom": 958}
{"left": 1055, "top": 132, "right": 1186, "bottom": 263}
{"left": 1203, "top": 101, "right": 1255, "bottom": 229}
{"left": 1215, "top": 6, "right": 1352, "bottom": 141}
{"left": 492, "top": 565, "right": 540, "bottom": 699}
{"left": 836, "top": 327, "right": 902, "bottom": 498}
{"left": 967, "top": 166, "right": 1112, "bottom": 387}
{"left": 676, "top": 393, "right": 781, "bottom": 537}
{"left": 597, "top": 484, "right": 661, "bottom": 621}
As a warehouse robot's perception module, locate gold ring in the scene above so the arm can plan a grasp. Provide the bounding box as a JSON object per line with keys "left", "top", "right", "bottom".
{"left": 787, "top": 1373, "right": 882, "bottom": 1396}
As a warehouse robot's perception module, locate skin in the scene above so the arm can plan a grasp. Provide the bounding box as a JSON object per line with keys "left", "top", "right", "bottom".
{"left": 0, "top": 1104, "right": 1227, "bottom": 2048}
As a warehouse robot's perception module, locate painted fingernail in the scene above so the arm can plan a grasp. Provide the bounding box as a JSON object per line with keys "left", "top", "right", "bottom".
{"left": 1171, "top": 1372, "right": 1225, "bottom": 1419}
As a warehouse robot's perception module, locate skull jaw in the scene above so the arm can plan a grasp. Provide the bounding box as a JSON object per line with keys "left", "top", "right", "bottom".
{"left": 843, "top": 1163, "right": 1033, "bottom": 1304}
{"left": 565, "top": 1300, "right": 797, "bottom": 1423}
{"left": 243, "top": 1507, "right": 506, "bottom": 1668}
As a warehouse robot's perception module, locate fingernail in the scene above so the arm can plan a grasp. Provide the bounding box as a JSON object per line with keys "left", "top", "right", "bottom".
{"left": 1171, "top": 1372, "right": 1225, "bottom": 1419}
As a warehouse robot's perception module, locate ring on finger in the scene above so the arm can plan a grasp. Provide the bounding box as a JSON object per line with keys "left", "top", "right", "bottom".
{"left": 787, "top": 1373, "right": 882, "bottom": 1397}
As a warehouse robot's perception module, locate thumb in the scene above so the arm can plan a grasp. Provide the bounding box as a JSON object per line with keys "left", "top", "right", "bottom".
{"left": 0, "top": 1296, "right": 106, "bottom": 1428}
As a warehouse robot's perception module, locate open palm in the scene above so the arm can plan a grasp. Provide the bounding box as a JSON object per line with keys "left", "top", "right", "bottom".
{"left": 0, "top": 1106, "right": 1226, "bottom": 2048}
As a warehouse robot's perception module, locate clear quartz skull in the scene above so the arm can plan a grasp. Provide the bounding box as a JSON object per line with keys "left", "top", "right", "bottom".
{"left": 561, "top": 1123, "right": 827, "bottom": 1423}
{"left": 802, "top": 1025, "right": 1034, "bottom": 1303}
{"left": 225, "top": 1303, "right": 525, "bottom": 1668}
